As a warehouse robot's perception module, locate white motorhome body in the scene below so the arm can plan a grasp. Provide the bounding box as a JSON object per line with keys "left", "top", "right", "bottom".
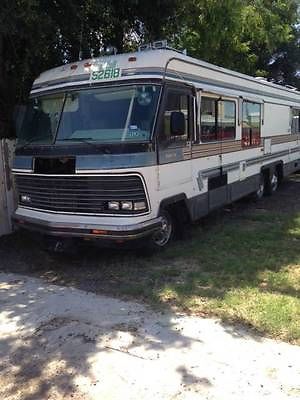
{"left": 13, "top": 49, "right": 300, "bottom": 246}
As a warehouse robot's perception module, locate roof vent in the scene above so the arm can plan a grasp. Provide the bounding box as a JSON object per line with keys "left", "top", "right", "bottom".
{"left": 138, "top": 40, "right": 187, "bottom": 55}
{"left": 254, "top": 77, "right": 267, "bottom": 81}
{"left": 285, "top": 85, "right": 298, "bottom": 91}
{"left": 138, "top": 43, "right": 152, "bottom": 52}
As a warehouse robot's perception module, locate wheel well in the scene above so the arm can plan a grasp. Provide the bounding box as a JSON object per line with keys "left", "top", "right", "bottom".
{"left": 159, "top": 195, "right": 191, "bottom": 224}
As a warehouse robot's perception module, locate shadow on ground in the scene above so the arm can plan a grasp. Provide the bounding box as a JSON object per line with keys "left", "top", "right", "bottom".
{"left": 0, "top": 274, "right": 207, "bottom": 400}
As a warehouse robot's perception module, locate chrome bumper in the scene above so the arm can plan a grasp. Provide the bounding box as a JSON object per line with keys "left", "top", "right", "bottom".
{"left": 12, "top": 212, "right": 162, "bottom": 241}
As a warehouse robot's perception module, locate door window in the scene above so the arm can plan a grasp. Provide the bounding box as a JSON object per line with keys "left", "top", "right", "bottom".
{"left": 158, "top": 88, "right": 193, "bottom": 148}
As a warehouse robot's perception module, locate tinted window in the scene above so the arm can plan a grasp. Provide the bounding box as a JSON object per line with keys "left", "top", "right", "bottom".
{"left": 56, "top": 85, "right": 160, "bottom": 143}
{"left": 17, "top": 94, "right": 64, "bottom": 145}
{"left": 200, "top": 97, "right": 217, "bottom": 142}
{"left": 159, "top": 89, "right": 193, "bottom": 148}
{"left": 242, "top": 101, "right": 261, "bottom": 147}
{"left": 200, "top": 97, "right": 235, "bottom": 142}
{"left": 291, "top": 108, "right": 300, "bottom": 134}
{"left": 218, "top": 100, "right": 236, "bottom": 140}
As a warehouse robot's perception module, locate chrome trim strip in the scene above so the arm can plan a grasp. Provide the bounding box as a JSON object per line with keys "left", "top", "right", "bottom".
{"left": 12, "top": 168, "right": 34, "bottom": 173}
{"left": 16, "top": 206, "right": 150, "bottom": 218}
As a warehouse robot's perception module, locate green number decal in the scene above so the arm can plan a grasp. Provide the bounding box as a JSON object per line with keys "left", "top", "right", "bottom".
{"left": 91, "top": 71, "right": 98, "bottom": 80}
{"left": 90, "top": 67, "right": 121, "bottom": 81}
{"left": 113, "top": 68, "right": 120, "bottom": 78}
{"left": 104, "top": 68, "right": 111, "bottom": 79}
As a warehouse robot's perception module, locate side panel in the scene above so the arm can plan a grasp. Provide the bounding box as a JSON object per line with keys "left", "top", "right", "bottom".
{"left": 262, "top": 103, "right": 291, "bottom": 137}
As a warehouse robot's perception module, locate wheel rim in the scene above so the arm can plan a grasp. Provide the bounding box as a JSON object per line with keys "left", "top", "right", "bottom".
{"left": 152, "top": 214, "right": 172, "bottom": 247}
{"left": 271, "top": 173, "right": 278, "bottom": 192}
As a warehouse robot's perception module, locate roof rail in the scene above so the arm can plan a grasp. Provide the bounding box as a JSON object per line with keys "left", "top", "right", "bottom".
{"left": 138, "top": 40, "right": 187, "bottom": 55}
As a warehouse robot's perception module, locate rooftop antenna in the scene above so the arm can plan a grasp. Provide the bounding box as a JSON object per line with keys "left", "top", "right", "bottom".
{"left": 78, "top": 19, "right": 83, "bottom": 61}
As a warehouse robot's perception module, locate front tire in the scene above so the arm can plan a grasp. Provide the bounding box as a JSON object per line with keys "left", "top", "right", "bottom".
{"left": 149, "top": 210, "right": 174, "bottom": 249}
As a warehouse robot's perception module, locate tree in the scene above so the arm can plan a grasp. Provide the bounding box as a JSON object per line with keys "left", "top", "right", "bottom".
{"left": 0, "top": 0, "right": 59, "bottom": 137}
{"left": 173, "top": 0, "right": 299, "bottom": 79}
{"left": 0, "top": 0, "right": 179, "bottom": 138}
{"left": 0, "top": 0, "right": 299, "bottom": 138}
{"left": 267, "top": 26, "right": 300, "bottom": 88}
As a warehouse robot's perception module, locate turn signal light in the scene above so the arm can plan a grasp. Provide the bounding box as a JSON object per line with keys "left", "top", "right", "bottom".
{"left": 134, "top": 201, "right": 146, "bottom": 211}
{"left": 91, "top": 229, "right": 108, "bottom": 235}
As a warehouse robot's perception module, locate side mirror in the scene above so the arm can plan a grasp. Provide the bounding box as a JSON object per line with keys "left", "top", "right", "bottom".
{"left": 170, "top": 111, "right": 185, "bottom": 136}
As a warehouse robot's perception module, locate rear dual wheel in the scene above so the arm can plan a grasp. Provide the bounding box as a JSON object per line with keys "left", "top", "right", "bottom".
{"left": 255, "top": 170, "right": 279, "bottom": 200}
{"left": 269, "top": 171, "right": 279, "bottom": 193}
{"left": 265, "top": 170, "right": 279, "bottom": 196}
{"left": 255, "top": 174, "right": 266, "bottom": 200}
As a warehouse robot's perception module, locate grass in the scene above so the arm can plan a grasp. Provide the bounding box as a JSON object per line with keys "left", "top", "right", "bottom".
{"left": 132, "top": 210, "right": 300, "bottom": 343}
{"left": 1, "top": 180, "right": 300, "bottom": 344}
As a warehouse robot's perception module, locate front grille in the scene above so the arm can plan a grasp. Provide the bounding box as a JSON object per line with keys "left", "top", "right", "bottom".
{"left": 15, "top": 174, "right": 148, "bottom": 214}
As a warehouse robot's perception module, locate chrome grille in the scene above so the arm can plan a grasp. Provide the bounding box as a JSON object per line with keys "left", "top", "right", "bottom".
{"left": 15, "top": 174, "right": 148, "bottom": 214}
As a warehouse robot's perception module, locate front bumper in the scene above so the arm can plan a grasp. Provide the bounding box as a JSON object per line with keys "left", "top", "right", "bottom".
{"left": 12, "top": 209, "right": 162, "bottom": 241}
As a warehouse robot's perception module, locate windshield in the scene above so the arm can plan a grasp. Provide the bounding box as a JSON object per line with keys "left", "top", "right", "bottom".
{"left": 17, "top": 84, "right": 161, "bottom": 146}
{"left": 17, "top": 93, "right": 64, "bottom": 145}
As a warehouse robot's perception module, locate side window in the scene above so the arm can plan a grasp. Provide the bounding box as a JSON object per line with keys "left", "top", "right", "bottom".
{"left": 291, "top": 108, "right": 300, "bottom": 134}
{"left": 159, "top": 89, "right": 193, "bottom": 148}
{"left": 242, "top": 101, "right": 261, "bottom": 147}
{"left": 218, "top": 100, "right": 236, "bottom": 140}
{"left": 200, "top": 97, "right": 236, "bottom": 142}
{"left": 200, "top": 97, "right": 217, "bottom": 142}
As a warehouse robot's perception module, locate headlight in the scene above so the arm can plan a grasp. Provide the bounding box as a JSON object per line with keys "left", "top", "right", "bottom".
{"left": 108, "top": 201, "right": 120, "bottom": 211}
{"left": 121, "top": 201, "right": 133, "bottom": 210}
{"left": 20, "top": 195, "right": 31, "bottom": 203}
{"left": 108, "top": 200, "right": 147, "bottom": 212}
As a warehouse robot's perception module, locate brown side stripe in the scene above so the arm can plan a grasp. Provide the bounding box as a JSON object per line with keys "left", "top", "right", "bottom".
{"left": 271, "top": 134, "right": 299, "bottom": 145}
{"left": 191, "top": 134, "right": 300, "bottom": 159}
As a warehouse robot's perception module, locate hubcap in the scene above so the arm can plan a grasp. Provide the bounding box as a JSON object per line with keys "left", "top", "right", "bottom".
{"left": 152, "top": 215, "right": 172, "bottom": 247}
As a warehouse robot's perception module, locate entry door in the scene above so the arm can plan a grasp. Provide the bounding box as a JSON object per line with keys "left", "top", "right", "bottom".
{"left": 157, "top": 86, "right": 194, "bottom": 191}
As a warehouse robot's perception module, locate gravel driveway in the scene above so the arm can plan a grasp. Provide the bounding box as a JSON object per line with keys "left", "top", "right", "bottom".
{"left": 0, "top": 272, "right": 299, "bottom": 400}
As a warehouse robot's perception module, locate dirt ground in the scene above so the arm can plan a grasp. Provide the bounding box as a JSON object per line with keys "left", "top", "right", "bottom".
{"left": 1, "top": 272, "right": 300, "bottom": 400}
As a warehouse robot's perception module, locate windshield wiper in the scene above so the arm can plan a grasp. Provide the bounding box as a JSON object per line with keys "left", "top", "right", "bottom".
{"left": 17, "top": 135, "right": 53, "bottom": 150}
{"left": 59, "top": 138, "right": 111, "bottom": 154}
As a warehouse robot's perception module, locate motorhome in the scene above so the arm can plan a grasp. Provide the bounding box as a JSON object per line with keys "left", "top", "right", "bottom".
{"left": 13, "top": 42, "right": 300, "bottom": 248}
